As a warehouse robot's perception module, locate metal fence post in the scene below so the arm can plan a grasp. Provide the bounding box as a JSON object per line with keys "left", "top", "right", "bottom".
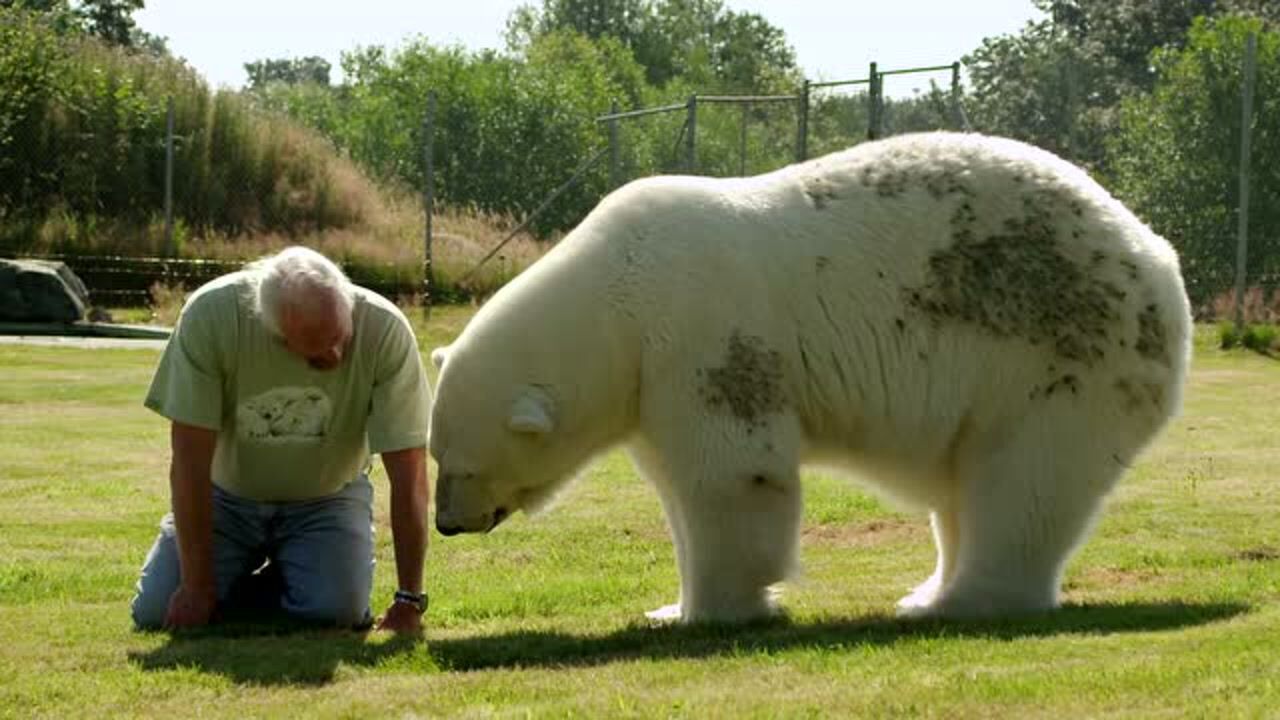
{"left": 739, "top": 103, "right": 749, "bottom": 175}
{"left": 608, "top": 99, "right": 620, "bottom": 190}
{"left": 868, "top": 62, "right": 880, "bottom": 140}
{"left": 685, "top": 94, "right": 698, "bottom": 173}
{"left": 423, "top": 91, "right": 436, "bottom": 316}
{"left": 163, "top": 96, "right": 175, "bottom": 257}
{"left": 1233, "top": 32, "right": 1258, "bottom": 334}
{"left": 796, "top": 80, "right": 810, "bottom": 162}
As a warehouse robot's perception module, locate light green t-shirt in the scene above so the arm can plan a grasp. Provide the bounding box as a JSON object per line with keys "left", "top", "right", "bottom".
{"left": 144, "top": 271, "right": 431, "bottom": 502}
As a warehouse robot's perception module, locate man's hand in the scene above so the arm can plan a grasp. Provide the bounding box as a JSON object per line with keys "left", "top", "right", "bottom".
{"left": 376, "top": 600, "right": 423, "bottom": 634}
{"left": 164, "top": 583, "right": 217, "bottom": 629}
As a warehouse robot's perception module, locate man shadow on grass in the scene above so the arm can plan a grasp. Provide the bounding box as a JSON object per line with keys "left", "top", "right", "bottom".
{"left": 128, "top": 600, "right": 1247, "bottom": 684}
{"left": 126, "top": 615, "right": 431, "bottom": 686}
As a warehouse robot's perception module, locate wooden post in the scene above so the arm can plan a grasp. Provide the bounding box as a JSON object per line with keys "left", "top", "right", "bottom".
{"left": 423, "top": 92, "right": 436, "bottom": 318}
{"left": 1233, "top": 33, "right": 1257, "bottom": 334}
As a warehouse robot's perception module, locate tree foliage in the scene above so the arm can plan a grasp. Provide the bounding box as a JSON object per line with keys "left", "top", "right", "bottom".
{"left": 79, "top": 0, "right": 144, "bottom": 46}
{"left": 0, "top": 0, "right": 154, "bottom": 47}
{"left": 269, "top": 31, "right": 652, "bottom": 234}
{"left": 965, "top": 0, "right": 1279, "bottom": 172}
{"left": 1110, "top": 15, "right": 1280, "bottom": 306}
{"left": 244, "top": 56, "right": 332, "bottom": 90}
{"left": 506, "top": 0, "right": 799, "bottom": 92}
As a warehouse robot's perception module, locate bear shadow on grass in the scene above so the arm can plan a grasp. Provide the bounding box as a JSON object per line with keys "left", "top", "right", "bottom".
{"left": 427, "top": 600, "right": 1250, "bottom": 672}
{"left": 126, "top": 601, "right": 1248, "bottom": 684}
{"left": 127, "top": 615, "right": 428, "bottom": 687}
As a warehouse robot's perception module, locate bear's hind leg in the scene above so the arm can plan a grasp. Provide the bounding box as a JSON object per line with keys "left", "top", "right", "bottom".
{"left": 906, "top": 419, "right": 1125, "bottom": 619}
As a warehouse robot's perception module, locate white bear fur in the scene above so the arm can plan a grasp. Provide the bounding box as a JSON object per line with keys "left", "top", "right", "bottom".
{"left": 429, "top": 132, "right": 1191, "bottom": 623}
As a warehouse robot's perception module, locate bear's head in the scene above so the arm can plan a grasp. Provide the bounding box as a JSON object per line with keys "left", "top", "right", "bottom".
{"left": 429, "top": 344, "right": 575, "bottom": 535}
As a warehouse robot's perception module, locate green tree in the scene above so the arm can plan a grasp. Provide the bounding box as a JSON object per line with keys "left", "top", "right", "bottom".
{"left": 0, "top": 0, "right": 82, "bottom": 34}
{"left": 79, "top": 0, "right": 143, "bottom": 46}
{"left": 964, "top": 19, "right": 1101, "bottom": 165}
{"left": 506, "top": 0, "right": 646, "bottom": 46}
{"left": 709, "top": 9, "right": 797, "bottom": 91}
{"left": 1109, "top": 15, "right": 1280, "bottom": 306}
{"left": 506, "top": 0, "right": 798, "bottom": 92}
{"left": 0, "top": 0, "right": 151, "bottom": 46}
{"left": 965, "top": 0, "right": 1279, "bottom": 172}
{"left": 297, "top": 31, "right": 648, "bottom": 233}
{"left": 244, "top": 56, "right": 333, "bottom": 89}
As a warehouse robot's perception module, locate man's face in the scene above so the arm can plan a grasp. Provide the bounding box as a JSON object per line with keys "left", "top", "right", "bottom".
{"left": 279, "top": 292, "right": 352, "bottom": 371}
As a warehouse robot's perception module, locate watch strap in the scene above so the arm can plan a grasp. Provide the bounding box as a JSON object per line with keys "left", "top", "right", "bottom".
{"left": 393, "top": 589, "right": 428, "bottom": 613}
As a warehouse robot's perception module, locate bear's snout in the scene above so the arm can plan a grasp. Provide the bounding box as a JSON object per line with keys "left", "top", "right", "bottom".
{"left": 435, "top": 506, "right": 508, "bottom": 536}
{"left": 435, "top": 521, "right": 464, "bottom": 537}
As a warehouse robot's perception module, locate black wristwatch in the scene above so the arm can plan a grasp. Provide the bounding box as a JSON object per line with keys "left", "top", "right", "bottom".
{"left": 393, "top": 589, "right": 428, "bottom": 614}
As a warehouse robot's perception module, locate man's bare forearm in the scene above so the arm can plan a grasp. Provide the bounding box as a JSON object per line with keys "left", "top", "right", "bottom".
{"left": 169, "top": 422, "right": 218, "bottom": 593}
{"left": 382, "top": 446, "right": 429, "bottom": 594}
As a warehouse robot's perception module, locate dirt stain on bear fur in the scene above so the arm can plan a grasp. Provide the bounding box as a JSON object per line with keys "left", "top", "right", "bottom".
{"left": 699, "top": 331, "right": 784, "bottom": 431}
{"left": 905, "top": 188, "right": 1127, "bottom": 367}
{"left": 803, "top": 176, "right": 839, "bottom": 210}
{"left": 1135, "top": 304, "right": 1170, "bottom": 365}
{"left": 1114, "top": 377, "right": 1166, "bottom": 414}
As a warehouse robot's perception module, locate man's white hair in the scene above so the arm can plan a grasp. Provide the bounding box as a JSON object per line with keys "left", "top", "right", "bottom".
{"left": 248, "top": 246, "right": 355, "bottom": 337}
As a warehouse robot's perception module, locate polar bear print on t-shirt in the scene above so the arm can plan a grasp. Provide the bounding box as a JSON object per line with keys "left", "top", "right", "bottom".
{"left": 237, "top": 386, "right": 331, "bottom": 443}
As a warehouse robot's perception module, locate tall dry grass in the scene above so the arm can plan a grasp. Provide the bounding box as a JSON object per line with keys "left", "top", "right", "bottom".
{"left": 1209, "top": 286, "right": 1280, "bottom": 325}
{"left": 114, "top": 197, "right": 549, "bottom": 316}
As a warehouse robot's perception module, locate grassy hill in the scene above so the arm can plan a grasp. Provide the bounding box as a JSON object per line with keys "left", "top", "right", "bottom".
{"left": 0, "top": 6, "right": 543, "bottom": 301}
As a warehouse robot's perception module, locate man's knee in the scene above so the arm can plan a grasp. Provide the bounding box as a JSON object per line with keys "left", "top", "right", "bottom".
{"left": 130, "top": 587, "right": 169, "bottom": 630}
{"left": 131, "top": 517, "right": 179, "bottom": 630}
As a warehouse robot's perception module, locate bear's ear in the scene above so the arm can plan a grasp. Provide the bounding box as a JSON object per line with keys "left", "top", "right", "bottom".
{"left": 508, "top": 386, "right": 555, "bottom": 435}
{"left": 430, "top": 345, "right": 450, "bottom": 370}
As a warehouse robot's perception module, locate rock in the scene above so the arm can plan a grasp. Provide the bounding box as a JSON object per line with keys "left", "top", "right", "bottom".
{"left": 0, "top": 258, "right": 90, "bottom": 323}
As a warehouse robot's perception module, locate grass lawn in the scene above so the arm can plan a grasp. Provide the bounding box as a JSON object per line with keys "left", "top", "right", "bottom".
{"left": 1, "top": 309, "right": 1277, "bottom": 718}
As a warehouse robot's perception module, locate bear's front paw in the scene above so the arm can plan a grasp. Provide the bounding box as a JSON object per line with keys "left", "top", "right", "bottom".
{"left": 644, "top": 603, "right": 683, "bottom": 623}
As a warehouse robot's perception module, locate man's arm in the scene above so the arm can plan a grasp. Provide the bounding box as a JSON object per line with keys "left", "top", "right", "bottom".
{"left": 165, "top": 421, "right": 219, "bottom": 629}
{"left": 376, "top": 445, "right": 429, "bottom": 632}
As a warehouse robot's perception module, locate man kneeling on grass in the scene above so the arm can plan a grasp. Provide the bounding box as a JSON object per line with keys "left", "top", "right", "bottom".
{"left": 130, "top": 246, "right": 432, "bottom": 633}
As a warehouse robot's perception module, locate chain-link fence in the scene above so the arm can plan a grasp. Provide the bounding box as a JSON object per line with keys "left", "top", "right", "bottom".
{"left": 452, "top": 61, "right": 974, "bottom": 286}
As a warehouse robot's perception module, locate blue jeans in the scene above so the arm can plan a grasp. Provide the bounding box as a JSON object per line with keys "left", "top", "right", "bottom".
{"left": 130, "top": 475, "right": 375, "bottom": 629}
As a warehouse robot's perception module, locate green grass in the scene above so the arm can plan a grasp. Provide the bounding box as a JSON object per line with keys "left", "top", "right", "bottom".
{"left": 1, "top": 318, "right": 1278, "bottom": 717}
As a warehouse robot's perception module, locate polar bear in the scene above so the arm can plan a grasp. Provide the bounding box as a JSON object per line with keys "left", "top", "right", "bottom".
{"left": 429, "top": 132, "right": 1191, "bottom": 623}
